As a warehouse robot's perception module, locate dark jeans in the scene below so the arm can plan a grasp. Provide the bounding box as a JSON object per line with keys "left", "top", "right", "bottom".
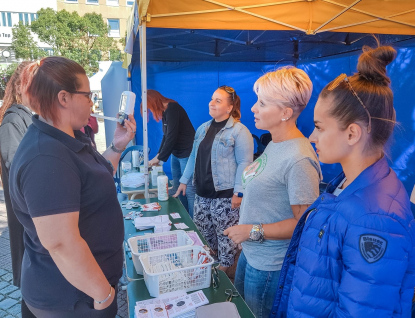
{"left": 234, "top": 251, "right": 281, "bottom": 318}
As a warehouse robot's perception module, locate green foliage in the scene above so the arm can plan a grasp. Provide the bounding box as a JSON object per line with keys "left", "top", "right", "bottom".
{"left": 10, "top": 22, "right": 47, "bottom": 60}
{"left": 11, "top": 8, "right": 123, "bottom": 76}
{"left": 0, "top": 63, "right": 19, "bottom": 99}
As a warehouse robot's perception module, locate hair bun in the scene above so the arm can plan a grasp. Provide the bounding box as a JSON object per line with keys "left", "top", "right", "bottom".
{"left": 357, "top": 45, "right": 396, "bottom": 85}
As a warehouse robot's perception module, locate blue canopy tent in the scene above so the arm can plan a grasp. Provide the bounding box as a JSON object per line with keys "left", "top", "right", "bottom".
{"left": 126, "top": 0, "right": 415, "bottom": 204}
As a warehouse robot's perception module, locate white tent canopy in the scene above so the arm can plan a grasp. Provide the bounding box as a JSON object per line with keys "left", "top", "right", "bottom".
{"left": 88, "top": 61, "right": 113, "bottom": 92}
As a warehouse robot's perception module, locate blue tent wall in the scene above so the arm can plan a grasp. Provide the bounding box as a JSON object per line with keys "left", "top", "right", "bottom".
{"left": 131, "top": 45, "right": 415, "bottom": 211}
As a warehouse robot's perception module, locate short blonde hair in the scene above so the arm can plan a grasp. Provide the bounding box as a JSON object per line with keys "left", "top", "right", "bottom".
{"left": 253, "top": 66, "right": 313, "bottom": 117}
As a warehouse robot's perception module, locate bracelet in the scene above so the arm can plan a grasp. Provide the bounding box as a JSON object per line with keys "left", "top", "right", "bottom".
{"left": 94, "top": 285, "right": 113, "bottom": 305}
{"left": 110, "top": 142, "right": 125, "bottom": 154}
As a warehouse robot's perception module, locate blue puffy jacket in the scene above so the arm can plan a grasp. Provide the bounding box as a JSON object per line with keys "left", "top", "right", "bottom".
{"left": 271, "top": 157, "right": 415, "bottom": 317}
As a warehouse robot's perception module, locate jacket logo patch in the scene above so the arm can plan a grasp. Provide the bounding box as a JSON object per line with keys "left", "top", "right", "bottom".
{"left": 359, "top": 234, "right": 387, "bottom": 263}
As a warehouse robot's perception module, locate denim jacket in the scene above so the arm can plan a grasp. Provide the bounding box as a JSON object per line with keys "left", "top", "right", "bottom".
{"left": 180, "top": 116, "right": 253, "bottom": 193}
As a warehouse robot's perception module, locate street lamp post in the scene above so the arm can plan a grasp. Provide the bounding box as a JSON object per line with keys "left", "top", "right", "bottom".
{"left": 2, "top": 50, "right": 11, "bottom": 64}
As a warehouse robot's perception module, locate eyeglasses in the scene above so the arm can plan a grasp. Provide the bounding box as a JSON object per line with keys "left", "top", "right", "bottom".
{"left": 328, "top": 74, "right": 372, "bottom": 133}
{"left": 219, "top": 85, "right": 235, "bottom": 102}
{"left": 69, "top": 91, "right": 93, "bottom": 100}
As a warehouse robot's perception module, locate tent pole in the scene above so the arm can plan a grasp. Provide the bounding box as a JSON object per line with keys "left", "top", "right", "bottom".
{"left": 140, "top": 21, "right": 149, "bottom": 199}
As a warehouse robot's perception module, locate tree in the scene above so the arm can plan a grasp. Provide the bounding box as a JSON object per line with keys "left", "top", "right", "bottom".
{"left": 11, "top": 8, "right": 122, "bottom": 76}
{"left": 10, "top": 22, "right": 47, "bottom": 60}
{"left": 0, "top": 63, "right": 19, "bottom": 99}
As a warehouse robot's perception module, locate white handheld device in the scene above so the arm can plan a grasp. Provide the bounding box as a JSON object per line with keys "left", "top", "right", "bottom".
{"left": 118, "top": 91, "right": 136, "bottom": 125}
{"left": 91, "top": 91, "right": 136, "bottom": 125}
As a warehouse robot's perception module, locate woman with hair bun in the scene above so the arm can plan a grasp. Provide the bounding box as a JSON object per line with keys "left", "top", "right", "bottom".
{"left": 9, "top": 56, "right": 136, "bottom": 317}
{"left": 271, "top": 45, "right": 415, "bottom": 317}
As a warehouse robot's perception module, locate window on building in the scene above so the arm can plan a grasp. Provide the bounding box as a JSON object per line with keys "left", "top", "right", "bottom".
{"left": 126, "top": 1, "right": 134, "bottom": 6}
{"left": 86, "top": 0, "right": 99, "bottom": 4}
{"left": 106, "top": 0, "right": 119, "bottom": 6}
{"left": 108, "top": 19, "right": 120, "bottom": 37}
{"left": 65, "top": 0, "right": 78, "bottom": 3}
{"left": 1, "top": 12, "right": 13, "bottom": 27}
{"left": 1, "top": 12, "right": 6, "bottom": 26}
{"left": 18, "top": 12, "right": 36, "bottom": 25}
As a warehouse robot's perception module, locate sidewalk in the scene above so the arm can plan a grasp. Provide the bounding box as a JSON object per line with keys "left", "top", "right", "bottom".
{"left": 0, "top": 186, "right": 128, "bottom": 317}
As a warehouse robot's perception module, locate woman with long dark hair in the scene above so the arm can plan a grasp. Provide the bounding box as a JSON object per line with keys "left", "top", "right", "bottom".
{"left": 271, "top": 45, "right": 415, "bottom": 317}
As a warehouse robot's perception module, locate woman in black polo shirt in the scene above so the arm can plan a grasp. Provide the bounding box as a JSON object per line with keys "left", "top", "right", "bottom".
{"left": 9, "top": 57, "right": 136, "bottom": 317}
{"left": 143, "top": 90, "right": 196, "bottom": 217}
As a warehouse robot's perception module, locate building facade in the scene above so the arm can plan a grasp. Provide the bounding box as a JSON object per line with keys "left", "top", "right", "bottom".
{"left": 0, "top": 0, "right": 57, "bottom": 66}
{"left": 57, "top": 0, "right": 134, "bottom": 49}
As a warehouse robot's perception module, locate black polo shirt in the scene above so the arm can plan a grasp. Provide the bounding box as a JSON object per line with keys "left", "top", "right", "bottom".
{"left": 9, "top": 115, "right": 124, "bottom": 311}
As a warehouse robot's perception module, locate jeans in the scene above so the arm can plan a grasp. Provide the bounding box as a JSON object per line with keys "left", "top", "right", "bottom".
{"left": 235, "top": 251, "right": 281, "bottom": 318}
{"left": 171, "top": 155, "right": 195, "bottom": 218}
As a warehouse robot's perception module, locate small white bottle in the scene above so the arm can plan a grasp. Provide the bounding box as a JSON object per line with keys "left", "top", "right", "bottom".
{"left": 132, "top": 150, "right": 140, "bottom": 169}
{"left": 157, "top": 174, "right": 169, "bottom": 201}
{"left": 151, "top": 168, "right": 158, "bottom": 185}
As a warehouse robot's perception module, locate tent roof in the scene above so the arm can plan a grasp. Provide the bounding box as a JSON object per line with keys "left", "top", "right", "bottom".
{"left": 132, "top": 27, "right": 415, "bottom": 63}
{"left": 137, "top": 0, "right": 415, "bottom": 36}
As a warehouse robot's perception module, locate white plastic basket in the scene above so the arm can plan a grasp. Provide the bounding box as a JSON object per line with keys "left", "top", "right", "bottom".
{"left": 139, "top": 245, "right": 214, "bottom": 297}
{"left": 127, "top": 230, "right": 194, "bottom": 275}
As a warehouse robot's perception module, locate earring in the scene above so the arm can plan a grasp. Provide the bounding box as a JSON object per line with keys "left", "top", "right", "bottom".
{"left": 281, "top": 118, "right": 287, "bottom": 121}
{"left": 226, "top": 111, "right": 230, "bottom": 114}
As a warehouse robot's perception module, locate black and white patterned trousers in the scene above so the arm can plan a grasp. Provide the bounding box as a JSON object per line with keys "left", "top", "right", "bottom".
{"left": 193, "top": 194, "right": 239, "bottom": 267}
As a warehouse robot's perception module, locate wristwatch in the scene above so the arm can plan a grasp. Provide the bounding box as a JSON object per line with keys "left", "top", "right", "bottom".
{"left": 249, "top": 224, "right": 264, "bottom": 243}
{"left": 234, "top": 192, "right": 243, "bottom": 198}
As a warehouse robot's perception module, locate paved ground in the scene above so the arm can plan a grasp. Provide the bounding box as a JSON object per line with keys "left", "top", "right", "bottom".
{"left": 0, "top": 117, "right": 129, "bottom": 317}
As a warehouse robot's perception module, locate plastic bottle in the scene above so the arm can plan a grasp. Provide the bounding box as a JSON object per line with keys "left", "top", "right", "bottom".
{"left": 157, "top": 174, "right": 169, "bottom": 201}
{"left": 132, "top": 150, "right": 140, "bottom": 169}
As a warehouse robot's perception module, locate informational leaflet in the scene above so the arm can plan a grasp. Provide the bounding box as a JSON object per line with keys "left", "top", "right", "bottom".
{"left": 174, "top": 223, "right": 189, "bottom": 230}
{"left": 134, "top": 290, "right": 208, "bottom": 318}
{"left": 134, "top": 215, "right": 171, "bottom": 232}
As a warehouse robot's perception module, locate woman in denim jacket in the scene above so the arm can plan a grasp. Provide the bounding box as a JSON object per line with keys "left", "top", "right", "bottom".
{"left": 175, "top": 86, "right": 253, "bottom": 274}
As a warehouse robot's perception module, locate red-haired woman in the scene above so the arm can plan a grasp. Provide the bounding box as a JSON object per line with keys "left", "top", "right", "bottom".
{"left": 9, "top": 57, "right": 136, "bottom": 317}
{"left": 0, "top": 61, "right": 36, "bottom": 318}
{"left": 143, "top": 90, "right": 196, "bottom": 217}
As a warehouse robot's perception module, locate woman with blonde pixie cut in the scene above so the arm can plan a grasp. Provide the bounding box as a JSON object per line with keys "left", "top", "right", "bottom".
{"left": 224, "top": 66, "right": 322, "bottom": 318}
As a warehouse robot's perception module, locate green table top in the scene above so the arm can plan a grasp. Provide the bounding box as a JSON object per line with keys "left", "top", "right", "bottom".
{"left": 122, "top": 197, "right": 255, "bottom": 318}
